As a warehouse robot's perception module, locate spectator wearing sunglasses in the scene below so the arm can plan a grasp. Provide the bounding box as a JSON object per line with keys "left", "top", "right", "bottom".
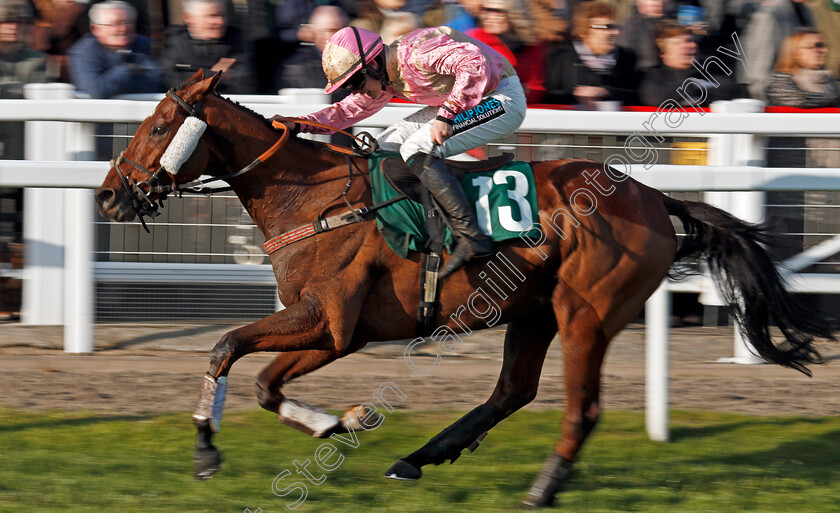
{"left": 764, "top": 29, "right": 837, "bottom": 264}
{"left": 273, "top": 25, "right": 526, "bottom": 276}
{"left": 766, "top": 29, "right": 839, "bottom": 108}
{"left": 740, "top": 0, "right": 815, "bottom": 102}
{"left": 543, "top": 1, "right": 638, "bottom": 107}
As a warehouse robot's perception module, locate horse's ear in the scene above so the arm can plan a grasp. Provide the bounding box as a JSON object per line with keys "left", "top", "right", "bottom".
{"left": 188, "top": 69, "right": 205, "bottom": 83}
{"left": 183, "top": 71, "right": 222, "bottom": 103}
{"left": 207, "top": 70, "right": 222, "bottom": 91}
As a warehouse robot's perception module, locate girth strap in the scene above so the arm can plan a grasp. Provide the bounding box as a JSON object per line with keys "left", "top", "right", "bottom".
{"left": 262, "top": 196, "right": 407, "bottom": 255}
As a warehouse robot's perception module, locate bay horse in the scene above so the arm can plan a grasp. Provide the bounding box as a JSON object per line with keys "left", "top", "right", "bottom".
{"left": 94, "top": 71, "right": 832, "bottom": 508}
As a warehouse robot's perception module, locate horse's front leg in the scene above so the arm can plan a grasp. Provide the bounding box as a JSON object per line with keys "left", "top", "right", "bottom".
{"left": 255, "top": 346, "right": 375, "bottom": 438}
{"left": 193, "top": 297, "right": 339, "bottom": 480}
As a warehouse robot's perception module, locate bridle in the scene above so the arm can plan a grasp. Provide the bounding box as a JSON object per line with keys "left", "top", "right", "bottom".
{"left": 110, "top": 87, "right": 377, "bottom": 232}
{"left": 109, "top": 89, "right": 215, "bottom": 232}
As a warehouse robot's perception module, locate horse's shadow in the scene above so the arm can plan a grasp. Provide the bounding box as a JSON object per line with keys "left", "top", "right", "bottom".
{"left": 99, "top": 324, "right": 225, "bottom": 351}
{"left": 670, "top": 416, "right": 827, "bottom": 440}
{"left": 572, "top": 418, "right": 838, "bottom": 495}
{"left": 0, "top": 413, "right": 153, "bottom": 434}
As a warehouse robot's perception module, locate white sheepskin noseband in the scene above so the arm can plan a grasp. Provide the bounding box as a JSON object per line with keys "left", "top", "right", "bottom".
{"left": 159, "top": 116, "right": 207, "bottom": 175}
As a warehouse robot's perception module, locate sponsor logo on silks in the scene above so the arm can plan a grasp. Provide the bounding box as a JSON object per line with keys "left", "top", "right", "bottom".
{"left": 452, "top": 97, "right": 506, "bottom": 135}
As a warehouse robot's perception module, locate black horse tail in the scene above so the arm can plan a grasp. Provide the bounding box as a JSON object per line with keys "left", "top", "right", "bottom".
{"left": 663, "top": 196, "right": 834, "bottom": 376}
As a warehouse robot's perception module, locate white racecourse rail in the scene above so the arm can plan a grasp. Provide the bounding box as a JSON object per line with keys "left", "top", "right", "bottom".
{"left": 2, "top": 86, "right": 840, "bottom": 442}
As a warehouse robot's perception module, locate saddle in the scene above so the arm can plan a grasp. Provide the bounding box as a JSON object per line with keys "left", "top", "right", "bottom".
{"left": 380, "top": 153, "right": 514, "bottom": 335}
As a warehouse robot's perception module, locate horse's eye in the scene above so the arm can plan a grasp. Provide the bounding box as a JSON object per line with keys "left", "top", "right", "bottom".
{"left": 152, "top": 126, "right": 168, "bottom": 136}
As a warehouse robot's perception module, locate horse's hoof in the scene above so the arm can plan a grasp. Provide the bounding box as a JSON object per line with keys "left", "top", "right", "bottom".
{"left": 519, "top": 454, "right": 572, "bottom": 508}
{"left": 384, "top": 459, "right": 422, "bottom": 481}
{"left": 519, "top": 494, "right": 554, "bottom": 509}
{"left": 193, "top": 448, "right": 223, "bottom": 480}
{"left": 341, "top": 404, "right": 383, "bottom": 431}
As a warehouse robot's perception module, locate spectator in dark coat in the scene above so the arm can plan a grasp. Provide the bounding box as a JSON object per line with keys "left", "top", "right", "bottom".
{"left": 278, "top": 4, "right": 347, "bottom": 89}
{"left": 161, "top": 0, "right": 255, "bottom": 92}
{"left": 544, "top": 1, "right": 638, "bottom": 107}
{"left": 617, "top": 0, "right": 669, "bottom": 72}
{"left": 68, "top": 0, "right": 163, "bottom": 97}
{"left": 638, "top": 21, "right": 740, "bottom": 106}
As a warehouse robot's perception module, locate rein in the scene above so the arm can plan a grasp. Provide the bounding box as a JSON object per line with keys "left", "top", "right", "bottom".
{"left": 110, "top": 88, "right": 379, "bottom": 232}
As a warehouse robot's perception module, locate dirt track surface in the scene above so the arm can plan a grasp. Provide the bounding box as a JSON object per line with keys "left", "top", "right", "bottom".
{"left": 0, "top": 322, "right": 838, "bottom": 417}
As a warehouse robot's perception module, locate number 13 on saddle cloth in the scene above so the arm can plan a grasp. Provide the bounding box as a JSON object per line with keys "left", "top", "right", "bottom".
{"left": 369, "top": 151, "right": 542, "bottom": 258}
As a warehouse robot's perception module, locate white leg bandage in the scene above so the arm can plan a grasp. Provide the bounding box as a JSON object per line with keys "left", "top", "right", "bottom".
{"left": 279, "top": 398, "right": 341, "bottom": 438}
{"left": 160, "top": 116, "right": 207, "bottom": 175}
{"left": 193, "top": 374, "right": 227, "bottom": 433}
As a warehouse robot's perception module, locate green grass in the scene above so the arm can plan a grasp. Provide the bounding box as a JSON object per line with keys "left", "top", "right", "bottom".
{"left": 1, "top": 408, "right": 839, "bottom": 512}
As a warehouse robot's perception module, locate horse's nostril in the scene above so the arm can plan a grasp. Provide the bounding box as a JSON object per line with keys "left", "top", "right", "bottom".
{"left": 95, "top": 188, "right": 115, "bottom": 206}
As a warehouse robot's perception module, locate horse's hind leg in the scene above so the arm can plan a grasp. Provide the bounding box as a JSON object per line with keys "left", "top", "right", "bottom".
{"left": 386, "top": 309, "right": 557, "bottom": 480}
{"left": 520, "top": 286, "right": 609, "bottom": 507}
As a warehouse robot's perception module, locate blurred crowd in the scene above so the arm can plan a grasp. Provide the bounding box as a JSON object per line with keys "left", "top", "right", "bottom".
{"left": 1, "top": 0, "right": 840, "bottom": 107}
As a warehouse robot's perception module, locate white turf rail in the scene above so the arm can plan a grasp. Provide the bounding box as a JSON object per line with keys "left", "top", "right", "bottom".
{"left": 2, "top": 89, "right": 840, "bottom": 443}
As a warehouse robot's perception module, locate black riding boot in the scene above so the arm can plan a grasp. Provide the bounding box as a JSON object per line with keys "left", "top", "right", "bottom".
{"left": 406, "top": 152, "right": 495, "bottom": 276}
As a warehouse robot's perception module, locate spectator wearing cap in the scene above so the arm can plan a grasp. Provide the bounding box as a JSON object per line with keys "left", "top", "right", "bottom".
{"left": 0, "top": 0, "right": 52, "bottom": 98}
{"left": 161, "top": 0, "right": 255, "bottom": 93}
{"left": 68, "top": 0, "right": 163, "bottom": 97}
{"left": 544, "top": 1, "right": 638, "bottom": 107}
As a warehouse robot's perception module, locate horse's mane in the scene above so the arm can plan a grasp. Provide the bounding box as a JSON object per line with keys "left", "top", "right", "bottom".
{"left": 217, "top": 96, "right": 362, "bottom": 160}
{"left": 212, "top": 92, "right": 275, "bottom": 130}
{"left": 175, "top": 79, "right": 355, "bottom": 159}
{"left": 172, "top": 77, "right": 270, "bottom": 128}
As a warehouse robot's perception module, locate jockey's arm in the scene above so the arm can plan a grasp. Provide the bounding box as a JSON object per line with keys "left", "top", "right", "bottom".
{"left": 293, "top": 91, "right": 394, "bottom": 135}
{"left": 414, "top": 38, "right": 492, "bottom": 125}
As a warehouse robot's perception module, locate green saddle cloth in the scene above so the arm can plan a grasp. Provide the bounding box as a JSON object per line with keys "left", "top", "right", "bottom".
{"left": 368, "top": 151, "right": 541, "bottom": 258}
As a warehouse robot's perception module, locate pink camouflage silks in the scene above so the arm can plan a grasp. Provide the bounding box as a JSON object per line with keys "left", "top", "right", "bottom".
{"left": 298, "top": 26, "right": 516, "bottom": 134}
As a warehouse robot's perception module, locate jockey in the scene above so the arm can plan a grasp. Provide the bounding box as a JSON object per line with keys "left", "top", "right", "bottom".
{"left": 279, "top": 25, "right": 526, "bottom": 276}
